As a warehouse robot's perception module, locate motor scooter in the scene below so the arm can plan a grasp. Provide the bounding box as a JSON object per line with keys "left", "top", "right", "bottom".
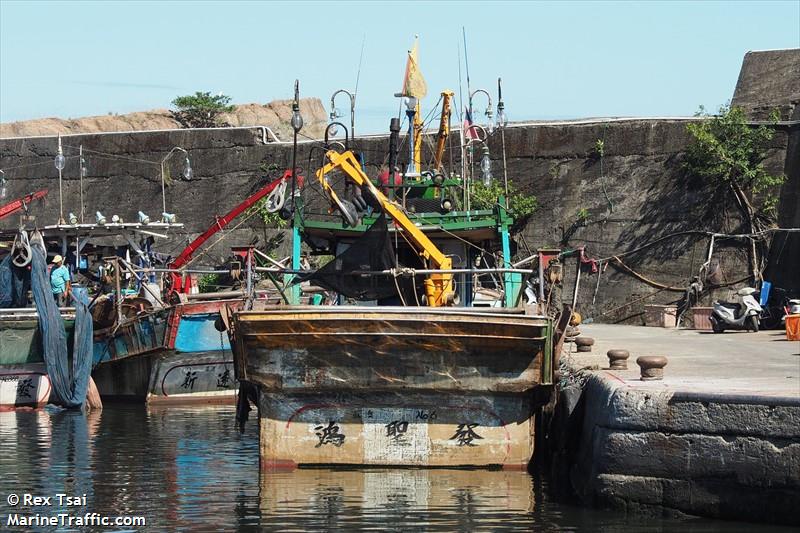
{"left": 709, "top": 287, "right": 762, "bottom": 333}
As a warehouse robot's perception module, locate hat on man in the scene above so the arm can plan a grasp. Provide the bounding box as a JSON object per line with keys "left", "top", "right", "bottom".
{"left": 52, "top": 255, "right": 63, "bottom": 264}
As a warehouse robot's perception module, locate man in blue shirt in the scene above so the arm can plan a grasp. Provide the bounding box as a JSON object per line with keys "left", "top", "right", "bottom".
{"left": 50, "top": 254, "right": 71, "bottom": 307}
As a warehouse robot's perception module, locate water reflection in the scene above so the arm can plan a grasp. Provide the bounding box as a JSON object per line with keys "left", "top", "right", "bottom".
{"left": 259, "top": 468, "right": 535, "bottom": 531}
{"left": 0, "top": 406, "right": 795, "bottom": 532}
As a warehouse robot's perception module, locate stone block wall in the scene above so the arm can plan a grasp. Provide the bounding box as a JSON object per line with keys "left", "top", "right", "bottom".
{"left": 570, "top": 375, "right": 800, "bottom": 525}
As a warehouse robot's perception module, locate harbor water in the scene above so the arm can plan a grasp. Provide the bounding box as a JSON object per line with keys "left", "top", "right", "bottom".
{"left": 0, "top": 405, "right": 792, "bottom": 532}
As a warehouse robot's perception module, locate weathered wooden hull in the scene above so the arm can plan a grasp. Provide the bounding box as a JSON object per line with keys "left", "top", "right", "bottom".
{"left": 232, "top": 306, "right": 553, "bottom": 468}
{"left": 0, "top": 365, "right": 50, "bottom": 410}
{"left": 0, "top": 314, "right": 73, "bottom": 410}
{"left": 92, "top": 299, "right": 240, "bottom": 404}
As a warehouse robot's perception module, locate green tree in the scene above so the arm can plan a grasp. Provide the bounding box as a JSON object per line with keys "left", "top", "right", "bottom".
{"left": 684, "top": 104, "right": 785, "bottom": 281}
{"left": 171, "top": 91, "right": 235, "bottom": 128}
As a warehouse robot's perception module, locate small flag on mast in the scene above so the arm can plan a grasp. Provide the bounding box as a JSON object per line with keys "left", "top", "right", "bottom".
{"left": 401, "top": 37, "right": 427, "bottom": 99}
{"left": 463, "top": 106, "right": 479, "bottom": 139}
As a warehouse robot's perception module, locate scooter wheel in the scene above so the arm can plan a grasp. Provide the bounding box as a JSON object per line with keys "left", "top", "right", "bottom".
{"left": 710, "top": 316, "right": 724, "bottom": 333}
{"left": 747, "top": 315, "right": 759, "bottom": 333}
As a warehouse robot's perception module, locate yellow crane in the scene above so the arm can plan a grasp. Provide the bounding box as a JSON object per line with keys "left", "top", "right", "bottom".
{"left": 314, "top": 150, "right": 455, "bottom": 307}
{"left": 432, "top": 90, "right": 454, "bottom": 174}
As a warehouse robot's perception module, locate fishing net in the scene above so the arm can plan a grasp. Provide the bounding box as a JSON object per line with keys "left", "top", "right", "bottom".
{"left": 30, "top": 235, "right": 93, "bottom": 408}
{"left": 300, "top": 213, "right": 404, "bottom": 301}
{"left": 0, "top": 254, "right": 29, "bottom": 308}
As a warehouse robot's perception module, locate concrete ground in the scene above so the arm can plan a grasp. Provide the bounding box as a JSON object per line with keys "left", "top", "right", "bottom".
{"left": 566, "top": 324, "right": 800, "bottom": 399}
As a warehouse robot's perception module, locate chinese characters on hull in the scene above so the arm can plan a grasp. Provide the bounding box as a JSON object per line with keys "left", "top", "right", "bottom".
{"left": 315, "top": 421, "right": 346, "bottom": 448}
{"left": 451, "top": 423, "right": 483, "bottom": 446}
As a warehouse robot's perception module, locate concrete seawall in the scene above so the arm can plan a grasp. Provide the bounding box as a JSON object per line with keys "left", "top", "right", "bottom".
{"left": 552, "top": 324, "right": 800, "bottom": 525}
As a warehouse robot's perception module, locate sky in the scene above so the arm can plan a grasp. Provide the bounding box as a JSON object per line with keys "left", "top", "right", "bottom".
{"left": 1, "top": 0, "right": 798, "bottom": 135}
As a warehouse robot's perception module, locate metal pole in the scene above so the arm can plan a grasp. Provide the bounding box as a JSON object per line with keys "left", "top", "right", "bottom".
{"left": 571, "top": 251, "right": 582, "bottom": 310}
{"left": 350, "top": 93, "right": 355, "bottom": 141}
{"left": 114, "top": 257, "right": 123, "bottom": 325}
{"left": 160, "top": 160, "right": 167, "bottom": 215}
{"left": 79, "top": 145, "right": 85, "bottom": 223}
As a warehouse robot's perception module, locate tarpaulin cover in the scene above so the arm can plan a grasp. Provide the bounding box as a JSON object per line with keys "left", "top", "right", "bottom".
{"left": 30, "top": 237, "right": 93, "bottom": 408}
{"left": 300, "top": 213, "right": 401, "bottom": 301}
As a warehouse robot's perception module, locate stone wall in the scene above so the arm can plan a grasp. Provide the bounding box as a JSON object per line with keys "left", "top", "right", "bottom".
{"left": 566, "top": 375, "right": 800, "bottom": 525}
{"left": 0, "top": 116, "right": 796, "bottom": 320}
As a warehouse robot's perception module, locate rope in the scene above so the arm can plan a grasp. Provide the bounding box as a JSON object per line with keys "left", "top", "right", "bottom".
{"left": 609, "top": 255, "right": 685, "bottom": 292}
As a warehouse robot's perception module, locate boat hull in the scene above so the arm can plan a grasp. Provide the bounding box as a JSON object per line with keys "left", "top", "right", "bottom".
{"left": 92, "top": 299, "right": 240, "bottom": 404}
{"left": 0, "top": 365, "right": 50, "bottom": 410}
{"left": 231, "top": 306, "right": 553, "bottom": 468}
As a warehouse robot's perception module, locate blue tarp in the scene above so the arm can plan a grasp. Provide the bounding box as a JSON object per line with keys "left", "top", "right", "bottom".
{"left": 30, "top": 237, "right": 93, "bottom": 408}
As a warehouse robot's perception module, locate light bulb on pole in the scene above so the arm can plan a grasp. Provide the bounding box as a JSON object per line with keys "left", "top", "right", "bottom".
{"left": 183, "top": 157, "right": 193, "bottom": 180}
{"left": 0, "top": 170, "right": 6, "bottom": 200}
{"left": 469, "top": 89, "right": 493, "bottom": 136}
{"left": 55, "top": 134, "right": 66, "bottom": 224}
{"left": 330, "top": 89, "right": 355, "bottom": 140}
{"left": 480, "top": 145, "right": 493, "bottom": 186}
{"left": 496, "top": 78, "right": 508, "bottom": 129}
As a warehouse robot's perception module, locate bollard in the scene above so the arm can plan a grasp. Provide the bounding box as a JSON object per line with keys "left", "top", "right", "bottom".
{"left": 575, "top": 336, "right": 594, "bottom": 353}
{"left": 607, "top": 349, "right": 630, "bottom": 370}
{"left": 636, "top": 355, "right": 668, "bottom": 381}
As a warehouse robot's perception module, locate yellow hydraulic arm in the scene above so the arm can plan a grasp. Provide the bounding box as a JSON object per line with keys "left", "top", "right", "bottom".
{"left": 432, "top": 90, "right": 454, "bottom": 173}
{"left": 315, "top": 150, "right": 455, "bottom": 307}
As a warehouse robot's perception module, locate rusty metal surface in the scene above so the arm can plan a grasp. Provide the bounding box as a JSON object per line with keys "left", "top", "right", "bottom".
{"left": 234, "top": 307, "right": 550, "bottom": 393}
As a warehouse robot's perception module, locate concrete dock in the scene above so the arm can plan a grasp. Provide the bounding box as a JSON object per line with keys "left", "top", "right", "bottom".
{"left": 557, "top": 324, "right": 799, "bottom": 525}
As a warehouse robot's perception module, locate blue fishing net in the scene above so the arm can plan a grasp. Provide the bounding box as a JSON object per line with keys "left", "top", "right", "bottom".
{"left": 0, "top": 254, "right": 12, "bottom": 308}
{"left": 0, "top": 254, "right": 28, "bottom": 308}
{"left": 30, "top": 238, "right": 93, "bottom": 408}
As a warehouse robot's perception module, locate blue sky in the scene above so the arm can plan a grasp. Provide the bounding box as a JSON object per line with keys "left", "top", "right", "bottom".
{"left": 1, "top": 0, "right": 798, "bottom": 134}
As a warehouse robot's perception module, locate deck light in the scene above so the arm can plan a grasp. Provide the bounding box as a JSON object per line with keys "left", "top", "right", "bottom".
{"left": 95, "top": 211, "right": 107, "bottom": 225}
{"left": 183, "top": 157, "right": 193, "bottom": 180}
{"left": 330, "top": 89, "right": 356, "bottom": 139}
{"left": 480, "top": 145, "right": 493, "bottom": 185}
{"left": 138, "top": 211, "right": 150, "bottom": 225}
{"left": 68, "top": 213, "right": 78, "bottom": 225}
{"left": 0, "top": 171, "right": 6, "bottom": 199}
{"left": 54, "top": 141, "right": 66, "bottom": 171}
{"left": 111, "top": 214, "right": 122, "bottom": 224}
{"left": 56, "top": 134, "right": 66, "bottom": 225}
{"left": 162, "top": 212, "right": 176, "bottom": 224}
{"left": 469, "top": 89, "right": 493, "bottom": 134}
{"left": 496, "top": 78, "right": 508, "bottom": 129}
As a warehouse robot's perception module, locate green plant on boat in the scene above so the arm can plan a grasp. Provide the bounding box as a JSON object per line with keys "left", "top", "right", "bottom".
{"left": 470, "top": 180, "right": 538, "bottom": 220}
{"left": 197, "top": 273, "right": 222, "bottom": 293}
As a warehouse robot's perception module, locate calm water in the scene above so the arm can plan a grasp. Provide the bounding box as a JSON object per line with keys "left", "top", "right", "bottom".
{"left": 0, "top": 405, "right": 791, "bottom": 532}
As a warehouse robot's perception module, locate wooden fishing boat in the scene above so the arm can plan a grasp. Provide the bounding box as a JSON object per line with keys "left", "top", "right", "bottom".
{"left": 0, "top": 310, "right": 72, "bottom": 410}
{"left": 227, "top": 54, "right": 556, "bottom": 468}
{"left": 92, "top": 298, "right": 243, "bottom": 404}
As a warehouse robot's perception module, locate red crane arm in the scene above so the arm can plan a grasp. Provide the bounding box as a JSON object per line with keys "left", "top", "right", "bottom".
{"left": 0, "top": 189, "right": 49, "bottom": 220}
{"left": 168, "top": 170, "right": 302, "bottom": 269}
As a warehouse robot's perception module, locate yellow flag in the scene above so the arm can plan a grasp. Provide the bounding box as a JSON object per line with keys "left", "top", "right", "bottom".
{"left": 402, "top": 38, "right": 427, "bottom": 99}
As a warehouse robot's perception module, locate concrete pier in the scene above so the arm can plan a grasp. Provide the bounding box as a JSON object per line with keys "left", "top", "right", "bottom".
{"left": 560, "top": 324, "right": 799, "bottom": 525}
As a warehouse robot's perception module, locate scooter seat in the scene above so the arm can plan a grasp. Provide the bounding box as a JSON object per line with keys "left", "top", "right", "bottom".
{"left": 717, "top": 301, "right": 740, "bottom": 310}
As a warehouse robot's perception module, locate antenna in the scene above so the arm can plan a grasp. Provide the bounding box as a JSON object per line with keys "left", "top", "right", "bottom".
{"left": 456, "top": 38, "right": 464, "bottom": 123}
{"left": 462, "top": 27, "right": 472, "bottom": 105}
{"left": 354, "top": 33, "right": 366, "bottom": 95}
